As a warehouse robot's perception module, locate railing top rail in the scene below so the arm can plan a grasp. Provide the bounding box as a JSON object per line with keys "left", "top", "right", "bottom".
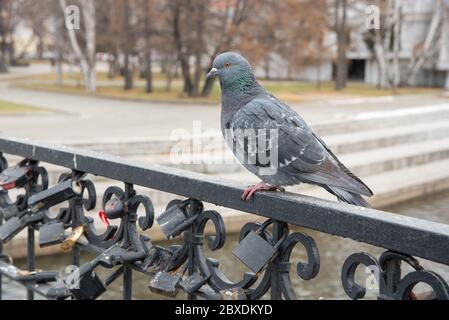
{"left": 1, "top": 136, "right": 448, "bottom": 265}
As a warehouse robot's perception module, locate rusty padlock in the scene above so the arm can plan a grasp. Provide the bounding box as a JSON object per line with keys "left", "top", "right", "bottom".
{"left": 148, "top": 263, "right": 188, "bottom": 298}
{"left": 149, "top": 270, "right": 182, "bottom": 297}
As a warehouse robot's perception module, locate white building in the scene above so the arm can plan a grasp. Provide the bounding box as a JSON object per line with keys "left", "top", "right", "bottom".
{"left": 254, "top": 0, "right": 449, "bottom": 89}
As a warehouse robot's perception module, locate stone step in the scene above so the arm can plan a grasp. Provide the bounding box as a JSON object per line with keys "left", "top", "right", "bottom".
{"left": 128, "top": 135, "right": 449, "bottom": 178}
{"left": 312, "top": 103, "right": 449, "bottom": 135}
{"left": 340, "top": 136, "right": 449, "bottom": 177}
{"left": 324, "top": 120, "right": 449, "bottom": 155}
{"left": 51, "top": 104, "right": 449, "bottom": 156}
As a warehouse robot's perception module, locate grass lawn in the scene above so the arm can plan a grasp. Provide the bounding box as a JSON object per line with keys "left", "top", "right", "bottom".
{"left": 0, "top": 100, "right": 48, "bottom": 113}
{"left": 11, "top": 71, "right": 444, "bottom": 105}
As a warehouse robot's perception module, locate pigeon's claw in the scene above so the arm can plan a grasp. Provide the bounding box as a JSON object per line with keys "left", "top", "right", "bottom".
{"left": 241, "top": 182, "right": 285, "bottom": 201}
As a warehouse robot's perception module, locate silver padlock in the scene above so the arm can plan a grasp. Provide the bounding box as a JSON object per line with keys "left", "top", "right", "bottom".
{"left": 156, "top": 200, "right": 199, "bottom": 239}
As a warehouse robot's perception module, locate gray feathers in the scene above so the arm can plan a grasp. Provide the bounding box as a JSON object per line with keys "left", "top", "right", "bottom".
{"left": 213, "top": 52, "right": 373, "bottom": 207}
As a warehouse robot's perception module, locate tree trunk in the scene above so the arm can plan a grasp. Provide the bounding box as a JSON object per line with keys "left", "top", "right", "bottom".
{"left": 391, "top": 0, "right": 402, "bottom": 88}
{"left": 374, "top": 28, "right": 389, "bottom": 88}
{"left": 335, "top": 0, "right": 348, "bottom": 90}
{"left": 144, "top": 0, "right": 153, "bottom": 93}
{"left": 192, "top": 1, "right": 205, "bottom": 96}
{"left": 165, "top": 59, "right": 173, "bottom": 92}
{"left": 0, "top": 0, "right": 8, "bottom": 73}
{"left": 124, "top": 53, "right": 133, "bottom": 90}
{"left": 54, "top": 12, "right": 64, "bottom": 86}
{"left": 264, "top": 58, "right": 271, "bottom": 80}
{"left": 123, "top": 0, "right": 133, "bottom": 90}
{"left": 59, "top": 0, "right": 96, "bottom": 93}
{"left": 402, "top": 0, "right": 443, "bottom": 86}
{"left": 172, "top": 0, "right": 193, "bottom": 96}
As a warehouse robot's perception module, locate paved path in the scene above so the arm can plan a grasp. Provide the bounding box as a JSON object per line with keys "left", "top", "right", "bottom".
{"left": 1, "top": 65, "right": 449, "bottom": 143}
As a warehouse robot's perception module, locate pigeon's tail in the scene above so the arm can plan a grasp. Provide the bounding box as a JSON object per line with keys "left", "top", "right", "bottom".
{"left": 325, "top": 186, "right": 372, "bottom": 208}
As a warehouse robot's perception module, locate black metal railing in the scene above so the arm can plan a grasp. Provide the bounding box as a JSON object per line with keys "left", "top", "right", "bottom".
{"left": 0, "top": 136, "right": 448, "bottom": 300}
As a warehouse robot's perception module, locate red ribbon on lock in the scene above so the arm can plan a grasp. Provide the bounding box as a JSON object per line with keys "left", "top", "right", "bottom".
{"left": 98, "top": 210, "right": 110, "bottom": 226}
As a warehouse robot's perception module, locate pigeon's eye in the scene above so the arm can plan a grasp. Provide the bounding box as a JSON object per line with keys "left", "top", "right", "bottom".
{"left": 224, "top": 62, "right": 231, "bottom": 68}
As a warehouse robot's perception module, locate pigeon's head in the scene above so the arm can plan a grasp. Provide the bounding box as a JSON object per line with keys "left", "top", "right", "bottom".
{"left": 206, "top": 52, "right": 254, "bottom": 83}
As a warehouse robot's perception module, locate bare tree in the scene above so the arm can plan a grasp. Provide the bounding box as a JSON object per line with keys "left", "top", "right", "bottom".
{"left": 200, "top": 0, "right": 252, "bottom": 97}
{"left": 142, "top": 0, "right": 153, "bottom": 93}
{"left": 335, "top": 0, "right": 348, "bottom": 90}
{"left": 0, "top": 0, "right": 13, "bottom": 73}
{"left": 122, "top": 0, "right": 134, "bottom": 90}
{"left": 59, "top": 0, "right": 96, "bottom": 93}
{"left": 365, "top": 0, "right": 444, "bottom": 88}
{"left": 402, "top": 0, "right": 444, "bottom": 85}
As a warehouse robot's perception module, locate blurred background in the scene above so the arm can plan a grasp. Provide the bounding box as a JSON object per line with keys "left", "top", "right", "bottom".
{"left": 1, "top": 0, "right": 449, "bottom": 299}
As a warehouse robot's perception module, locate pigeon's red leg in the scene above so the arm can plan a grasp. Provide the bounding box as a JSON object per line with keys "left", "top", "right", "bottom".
{"left": 241, "top": 182, "right": 285, "bottom": 201}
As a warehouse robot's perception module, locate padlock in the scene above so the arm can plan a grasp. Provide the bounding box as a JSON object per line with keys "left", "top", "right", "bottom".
{"left": 219, "top": 287, "right": 247, "bottom": 300}
{"left": 0, "top": 204, "right": 19, "bottom": 220}
{"left": 39, "top": 222, "right": 65, "bottom": 247}
{"left": 104, "top": 196, "right": 125, "bottom": 219}
{"left": 149, "top": 271, "right": 182, "bottom": 297}
{"left": 60, "top": 225, "right": 85, "bottom": 252}
{"left": 0, "top": 213, "right": 43, "bottom": 242}
{"left": 0, "top": 216, "right": 25, "bottom": 242}
{"left": 179, "top": 273, "right": 207, "bottom": 294}
{"left": 157, "top": 201, "right": 197, "bottom": 239}
{"left": 232, "top": 219, "right": 286, "bottom": 273}
{"left": 0, "top": 165, "right": 32, "bottom": 190}
{"left": 70, "top": 271, "right": 106, "bottom": 300}
{"left": 27, "top": 180, "right": 82, "bottom": 213}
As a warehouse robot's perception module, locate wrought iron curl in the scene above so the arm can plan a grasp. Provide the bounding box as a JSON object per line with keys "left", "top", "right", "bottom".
{"left": 195, "top": 210, "right": 226, "bottom": 251}
{"left": 342, "top": 250, "right": 449, "bottom": 300}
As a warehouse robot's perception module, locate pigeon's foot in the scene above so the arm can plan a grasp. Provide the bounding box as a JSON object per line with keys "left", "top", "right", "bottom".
{"left": 241, "top": 182, "right": 285, "bottom": 201}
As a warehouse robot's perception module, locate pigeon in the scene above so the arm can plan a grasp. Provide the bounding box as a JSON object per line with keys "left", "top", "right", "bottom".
{"left": 207, "top": 52, "right": 373, "bottom": 207}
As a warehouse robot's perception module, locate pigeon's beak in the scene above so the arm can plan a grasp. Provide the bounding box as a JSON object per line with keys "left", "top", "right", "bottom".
{"left": 206, "top": 67, "right": 218, "bottom": 80}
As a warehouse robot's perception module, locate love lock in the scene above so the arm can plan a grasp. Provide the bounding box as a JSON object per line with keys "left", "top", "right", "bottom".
{"left": 0, "top": 213, "right": 43, "bottom": 242}
{"left": 60, "top": 225, "right": 85, "bottom": 252}
{"left": 0, "top": 165, "right": 32, "bottom": 190}
{"left": 149, "top": 271, "right": 182, "bottom": 297}
{"left": 157, "top": 200, "right": 199, "bottom": 240}
{"left": 0, "top": 204, "right": 19, "bottom": 220}
{"left": 232, "top": 219, "right": 286, "bottom": 273}
{"left": 39, "top": 222, "right": 65, "bottom": 247}
{"left": 104, "top": 196, "right": 125, "bottom": 219}
{"left": 70, "top": 271, "right": 106, "bottom": 300}
{"left": 179, "top": 273, "right": 207, "bottom": 294}
{"left": 27, "top": 180, "right": 83, "bottom": 213}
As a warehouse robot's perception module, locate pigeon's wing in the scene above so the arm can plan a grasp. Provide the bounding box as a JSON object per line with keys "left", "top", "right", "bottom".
{"left": 229, "top": 96, "right": 372, "bottom": 196}
{"left": 228, "top": 96, "right": 327, "bottom": 172}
